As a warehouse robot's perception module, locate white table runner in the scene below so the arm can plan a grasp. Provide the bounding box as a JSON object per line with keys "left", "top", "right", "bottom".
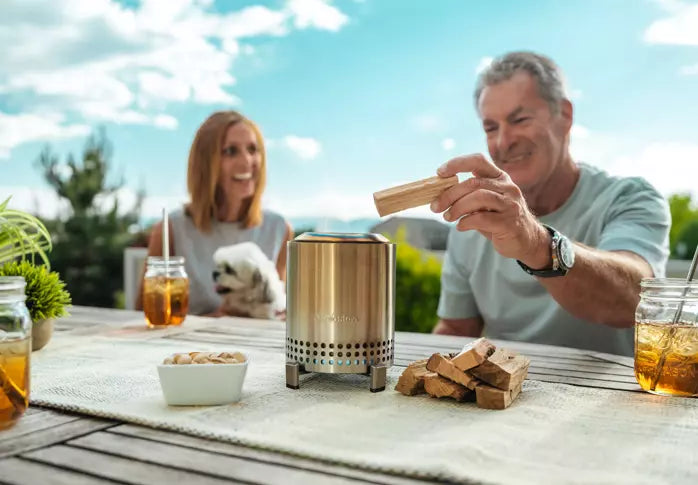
{"left": 30, "top": 334, "right": 698, "bottom": 484}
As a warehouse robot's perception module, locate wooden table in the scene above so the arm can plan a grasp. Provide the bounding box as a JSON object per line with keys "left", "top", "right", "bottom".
{"left": 0, "top": 306, "right": 641, "bottom": 485}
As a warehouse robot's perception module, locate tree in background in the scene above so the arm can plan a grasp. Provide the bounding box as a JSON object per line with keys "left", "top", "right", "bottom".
{"left": 391, "top": 227, "right": 442, "bottom": 333}
{"left": 668, "top": 194, "right": 698, "bottom": 259}
{"left": 38, "top": 130, "right": 143, "bottom": 307}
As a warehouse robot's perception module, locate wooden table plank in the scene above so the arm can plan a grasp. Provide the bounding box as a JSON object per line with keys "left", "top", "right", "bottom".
{"left": 523, "top": 373, "right": 641, "bottom": 391}
{"left": 108, "top": 425, "right": 438, "bottom": 485}
{"left": 0, "top": 457, "right": 124, "bottom": 485}
{"left": 21, "top": 445, "right": 238, "bottom": 485}
{"left": 69, "top": 432, "right": 380, "bottom": 485}
{"left": 0, "top": 410, "right": 116, "bottom": 458}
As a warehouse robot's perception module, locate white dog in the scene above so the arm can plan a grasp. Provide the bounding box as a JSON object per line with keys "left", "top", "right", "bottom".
{"left": 212, "top": 242, "right": 286, "bottom": 320}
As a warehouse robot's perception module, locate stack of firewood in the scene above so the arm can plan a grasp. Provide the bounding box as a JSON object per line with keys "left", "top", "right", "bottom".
{"left": 395, "top": 338, "right": 530, "bottom": 409}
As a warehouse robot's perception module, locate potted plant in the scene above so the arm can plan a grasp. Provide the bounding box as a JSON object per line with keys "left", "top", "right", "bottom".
{"left": 0, "top": 261, "right": 71, "bottom": 350}
{"left": 0, "top": 196, "right": 71, "bottom": 350}
{"left": 0, "top": 197, "right": 52, "bottom": 265}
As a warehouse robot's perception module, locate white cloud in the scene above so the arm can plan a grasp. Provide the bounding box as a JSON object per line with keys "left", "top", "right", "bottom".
{"left": 570, "top": 124, "right": 590, "bottom": 139}
{"left": 475, "top": 56, "right": 493, "bottom": 74}
{"left": 94, "top": 187, "right": 188, "bottom": 221}
{"left": 644, "top": 2, "right": 698, "bottom": 45}
{"left": 0, "top": 0, "right": 349, "bottom": 157}
{"left": 568, "top": 88, "right": 583, "bottom": 100}
{"left": 266, "top": 189, "right": 374, "bottom": 219}
{"left": 679, "top": 63, "right": 698, "bottom": 75}
{"left": 266, "top": 185, "right": 445, "bottom": 220}
{"left": 283, "top": 135, "right": 322, "bottom": 160}
{"left": 571, "top": 126, "right": 698, "bottom": 199}
{"left": 0, "top": 186, "right": 69, "bottom": 220}
{"left": 604, "top": 142, "right": 698, "bottom": 198}
{"left": 137, "top": 72, "right": 191, "bottom": 105}
{"left": 0, "top": 184, "right": 188, "bottom": 222}
{"left": 287, "top": 0, "right": 349, "bottom": 32}
{"left": 441, "top": 138, "right": 455, "bottom": 151}
{"left": 410, "top": 113, "right": 445, "bottom": 133}
{"left": 0, "top": 111, "right": 90, "bottom": 159}
{"left": 154, "top": 115, "right": 179, "bottom": 130}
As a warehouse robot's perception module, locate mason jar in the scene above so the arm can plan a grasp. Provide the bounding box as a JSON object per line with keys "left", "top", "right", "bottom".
{"left": 634, "top": 278, "right": 698, "bottom": 397}
{"left": 0, "top": 276, "right": 32, "bottom": 429}
{"left": 142, "top": 257, "right": 189, "bottom": 328}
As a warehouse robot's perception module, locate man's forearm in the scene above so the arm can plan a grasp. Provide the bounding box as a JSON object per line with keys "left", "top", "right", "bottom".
{"left": 433, "top": 317, "right": 484, "bottom": 336}
{"left": 536, "top": 245, "right": 653, "bottom": 328}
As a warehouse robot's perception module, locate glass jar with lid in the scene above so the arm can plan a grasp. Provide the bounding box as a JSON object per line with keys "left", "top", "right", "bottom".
{"left": 0, "top": 276, "right": 32, "bottom": 429}
{"left": 635, "top": 278, "right": 698, "bottom": 397}
{"left": 142, "top": 256, "right": 189, "bottom": 327}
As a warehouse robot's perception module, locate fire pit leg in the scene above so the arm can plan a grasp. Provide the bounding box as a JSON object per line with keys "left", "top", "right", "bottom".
{"left": 369, "top": 364, "right": 387, "bottom": 393}
{"left": 286, "top": 361, "right": 301, "bottom": 390}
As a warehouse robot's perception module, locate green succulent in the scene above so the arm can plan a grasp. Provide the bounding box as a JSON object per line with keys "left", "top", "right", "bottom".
{"left": 0, "top": 196, "right": 52, "bottom": 266}
{"left": 0, "top": 260, "right": 71, "bottom": 321}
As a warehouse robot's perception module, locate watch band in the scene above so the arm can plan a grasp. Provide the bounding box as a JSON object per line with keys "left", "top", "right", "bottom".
{"left": 516, "top": 225, "right": 568, "bottom": 277}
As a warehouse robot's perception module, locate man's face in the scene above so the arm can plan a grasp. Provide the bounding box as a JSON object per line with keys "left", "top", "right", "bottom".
{"left": 478, "top": 72, "right": 572, "bottom": 192}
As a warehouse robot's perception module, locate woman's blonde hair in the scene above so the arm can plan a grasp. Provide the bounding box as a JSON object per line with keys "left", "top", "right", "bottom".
{"left": 186, "top": 111, "right": 267, "bottom": 232}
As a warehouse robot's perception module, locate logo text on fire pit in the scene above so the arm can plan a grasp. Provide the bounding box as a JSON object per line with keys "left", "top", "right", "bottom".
{"left": 314, "top": 313, "right": 359, "bottom": 324}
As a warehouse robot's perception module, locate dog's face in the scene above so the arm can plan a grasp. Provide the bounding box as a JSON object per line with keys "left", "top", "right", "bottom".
{"left": 212, "top": 255, "right": 263, "bottom": 295}
{"left": 212, "top": 242, "right": 285, "bottom": 318}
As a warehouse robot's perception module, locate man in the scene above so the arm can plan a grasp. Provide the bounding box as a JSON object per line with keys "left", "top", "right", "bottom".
{"left": 431, "top": 51, "right": 670, "bottom": 356}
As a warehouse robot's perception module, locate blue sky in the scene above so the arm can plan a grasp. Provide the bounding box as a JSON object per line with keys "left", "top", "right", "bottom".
{"left": 2, "top": 0, "right": 697, "bottom": 223}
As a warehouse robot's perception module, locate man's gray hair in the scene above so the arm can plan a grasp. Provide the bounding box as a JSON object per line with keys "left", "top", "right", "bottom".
{"left": 474, "top": 51, "right": 568, "bottom": 114}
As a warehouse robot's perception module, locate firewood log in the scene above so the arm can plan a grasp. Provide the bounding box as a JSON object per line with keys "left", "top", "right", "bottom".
{"left": 451, "top": 338, "right": 496, "bottom": 371}
{"left": 469, "top": 348, "right": 530, "bottom": 391}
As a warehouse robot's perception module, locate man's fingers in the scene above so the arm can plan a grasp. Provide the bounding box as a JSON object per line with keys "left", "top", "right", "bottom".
{"left": 437, "top": 153, "right": 503, "bottom": 179}
{"left": 443, "top": 190, "right": 509, "bottom": 222}
{"left": 455, "top": 211, "right": 504, "bottom": 233}
{"left": 431, "top": 175, "right": 514, "bottom": 213}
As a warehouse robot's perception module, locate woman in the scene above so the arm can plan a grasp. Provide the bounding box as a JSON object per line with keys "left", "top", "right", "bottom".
{"left": 136, "top": 111, "right": 293, "bottom": 316}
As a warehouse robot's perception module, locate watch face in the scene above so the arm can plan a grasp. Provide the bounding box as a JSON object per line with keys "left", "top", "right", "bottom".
{"left": 559, "top": 237, "right": 575, "bottom": 269}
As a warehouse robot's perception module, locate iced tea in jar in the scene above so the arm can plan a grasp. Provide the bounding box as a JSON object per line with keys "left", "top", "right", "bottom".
{"left": 635, "top": 278, "right": 698, "bottom": 397}
{"left": 0, "top": 277, "right": 32, "bottom": 429}
{"left": 142, "top": 257, "right": 189, "bottom": 328}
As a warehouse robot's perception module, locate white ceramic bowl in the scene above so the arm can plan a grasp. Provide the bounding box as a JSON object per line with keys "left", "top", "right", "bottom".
{"left": 157, "top": 354, "right": 249, "bottom": 406}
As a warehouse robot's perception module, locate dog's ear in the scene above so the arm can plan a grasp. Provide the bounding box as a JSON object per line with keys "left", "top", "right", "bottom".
{"left": 261, "top": 280, "right": 273, "bottom": 303}
{"left": 252, "top": 268, "right": 263, "bottom": 287}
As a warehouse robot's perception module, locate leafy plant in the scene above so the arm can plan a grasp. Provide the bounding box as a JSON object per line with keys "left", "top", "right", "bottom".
{"left": 389, "top": 227, "right": 443, "bottom": 333}
{"left": 0, "top": 197, "right": 52, "bottom": 266}
{"left": 668, "top": 193, "right": 698, "bottom": 259}
{"left": 0, "top": 260, "right": 71, "bottom": 321}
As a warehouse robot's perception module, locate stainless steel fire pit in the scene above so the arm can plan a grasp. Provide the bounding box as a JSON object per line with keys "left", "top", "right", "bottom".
{"left": 285, "top": 232, "right": 395, "bottom": 392}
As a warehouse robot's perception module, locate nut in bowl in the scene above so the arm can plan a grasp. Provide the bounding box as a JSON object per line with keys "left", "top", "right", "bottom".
{"left": 157, "top": 351, "right": 248, "bottom": 406}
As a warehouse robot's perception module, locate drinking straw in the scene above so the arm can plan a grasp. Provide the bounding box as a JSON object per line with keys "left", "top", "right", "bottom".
{"left": 162, "top": 208, "right": 172, "bottom": 324}
{"left": 649, "top": 244, "right": 698, "bottom": 391}
{"left": 162, "top": 207, "right": 169, "bottom": 269}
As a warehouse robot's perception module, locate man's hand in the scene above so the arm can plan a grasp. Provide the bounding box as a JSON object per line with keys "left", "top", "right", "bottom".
{"left": 431, "top": 153, "right": 551, "bottom": 269}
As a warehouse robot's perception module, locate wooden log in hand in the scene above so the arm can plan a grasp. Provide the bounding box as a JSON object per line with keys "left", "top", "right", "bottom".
{"left": 373, "top": 175, "right": 458, "bottom": 217}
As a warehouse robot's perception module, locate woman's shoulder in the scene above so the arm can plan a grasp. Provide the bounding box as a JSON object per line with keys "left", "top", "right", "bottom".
{"left": 261, "top": 209, "right": 290, "bottom": 229}
{"left": 168, "top": 206, "right": 188, "bottom": 223}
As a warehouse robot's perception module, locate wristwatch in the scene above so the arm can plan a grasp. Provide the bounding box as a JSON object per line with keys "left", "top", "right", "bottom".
{"left": 517, "top": 225, "right": 575, "bottom": 277}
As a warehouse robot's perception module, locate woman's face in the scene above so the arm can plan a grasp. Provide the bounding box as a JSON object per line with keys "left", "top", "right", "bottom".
{"left": 218, "top": 122, "right": 262, "bottom": 203}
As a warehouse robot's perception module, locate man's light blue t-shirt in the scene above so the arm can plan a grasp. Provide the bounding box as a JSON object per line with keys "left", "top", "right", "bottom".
{"left": 437, "top": 163, "right": 671, "bottom": 356}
